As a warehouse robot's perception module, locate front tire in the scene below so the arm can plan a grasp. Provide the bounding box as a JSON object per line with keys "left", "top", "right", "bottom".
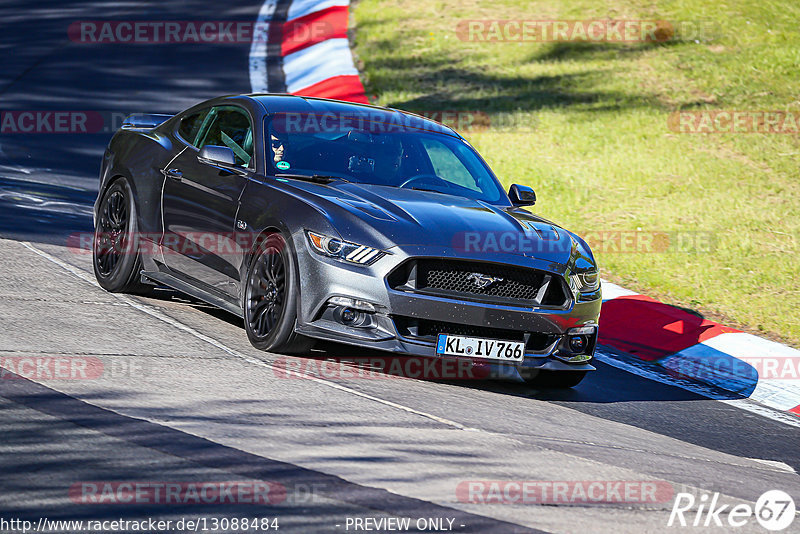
{"left": 244, "top": 233, "right": 313, "bottom": 354}
{"left": 93, "top": 178, "right": 150, "bottom": 294}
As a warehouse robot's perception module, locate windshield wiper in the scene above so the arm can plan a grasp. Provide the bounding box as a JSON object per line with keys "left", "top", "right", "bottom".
{"left": 274, "top": 173, "right": 348, "bottom": 184}
{"left": 409, "top": 186, "right": 447, "bottom": 195}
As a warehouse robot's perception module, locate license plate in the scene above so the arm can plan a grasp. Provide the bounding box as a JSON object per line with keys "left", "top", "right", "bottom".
{"left": 436, "top": 334, "right": 525, "bottom": 362}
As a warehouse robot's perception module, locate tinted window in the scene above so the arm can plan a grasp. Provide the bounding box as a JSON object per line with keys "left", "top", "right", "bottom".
{"left": 178, "top": 109, "right": 209, "bottom": 146}
{"left": 420, "top": 138, "right": 481, "bottom": 192}
{"left": 197, "top": 107, "right": 254, "bottom": 167}
{"left": 266, "top": 122, "right": 506, "bottom": 203}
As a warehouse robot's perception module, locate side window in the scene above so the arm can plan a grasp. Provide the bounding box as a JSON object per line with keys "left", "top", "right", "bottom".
{"left": 196, "top": 106, "right": 254, "bottom": 167}
{"left": 177, "top": 109, "right": 210, "bottom": 147}
{"left": 420, "top": 138, "right": 480, "bottom": 191}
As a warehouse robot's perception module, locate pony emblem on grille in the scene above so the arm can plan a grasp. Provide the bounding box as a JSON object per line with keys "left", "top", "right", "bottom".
{"left": 466, "top": 272, "right": 504, "bottom": 289}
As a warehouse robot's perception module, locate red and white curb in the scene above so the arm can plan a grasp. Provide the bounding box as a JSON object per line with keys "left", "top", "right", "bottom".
{"left": 601, "top": 281, "right": 800, "bottom": 417}
{"left": 247, "top": 0, "right": 800, "bottom": 420}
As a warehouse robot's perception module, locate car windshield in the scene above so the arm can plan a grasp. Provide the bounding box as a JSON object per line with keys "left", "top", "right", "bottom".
{"left": 266, "top": 117, "right": 507, "bottom": 204}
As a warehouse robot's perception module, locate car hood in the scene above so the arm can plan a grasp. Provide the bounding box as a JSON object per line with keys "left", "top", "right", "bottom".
{"left": 304, "top": 182, "right": 578, "bottom": 265}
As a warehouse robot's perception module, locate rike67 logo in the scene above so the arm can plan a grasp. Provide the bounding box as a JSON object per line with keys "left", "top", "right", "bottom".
{"left": 669, "top": 490, "right": 795, "bottom": 531}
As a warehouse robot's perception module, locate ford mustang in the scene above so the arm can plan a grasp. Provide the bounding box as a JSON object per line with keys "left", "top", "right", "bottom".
{"left": 93, "top": 94, "right": 601, "bottom": 387}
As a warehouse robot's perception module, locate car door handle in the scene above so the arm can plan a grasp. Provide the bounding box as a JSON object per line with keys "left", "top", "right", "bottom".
{"left": 163, "top": 168, "right": 183, "bottom": 181}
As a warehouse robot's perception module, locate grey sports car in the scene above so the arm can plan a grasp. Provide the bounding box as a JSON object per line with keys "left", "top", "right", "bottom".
{"left": 93, "top": 94, "right": 601, "bottom": 387}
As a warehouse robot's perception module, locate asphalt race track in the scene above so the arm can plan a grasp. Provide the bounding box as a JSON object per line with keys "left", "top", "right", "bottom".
{"left": 1, "top": 1, "right": 799, "bottom": 533}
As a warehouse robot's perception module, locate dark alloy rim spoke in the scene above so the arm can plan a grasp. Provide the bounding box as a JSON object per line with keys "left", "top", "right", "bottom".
{"left": 247, "top": 248, "right": 286, "bottom": 338}
{"left": 96, "top": 190, "right": 128, "bottom": 277}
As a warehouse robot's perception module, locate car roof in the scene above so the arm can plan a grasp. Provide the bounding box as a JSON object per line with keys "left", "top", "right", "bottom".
{"left": 246, "top": 93, "right": 462, "bottom": 139}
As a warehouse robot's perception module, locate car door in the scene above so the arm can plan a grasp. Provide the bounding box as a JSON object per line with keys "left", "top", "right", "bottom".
{"left": 161, "top": 105, "right": 255, "bottom": 298}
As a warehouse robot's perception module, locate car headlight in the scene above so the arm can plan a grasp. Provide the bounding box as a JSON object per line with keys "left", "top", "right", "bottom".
{"left": 570, "top": 269, "right": 600, "bottom": 293}
{"left": 306, "top": 231, "right": 386, "bottom": 265}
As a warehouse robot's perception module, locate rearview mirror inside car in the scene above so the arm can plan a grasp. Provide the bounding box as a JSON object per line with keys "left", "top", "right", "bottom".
{"left": 508, "top": 184, "right": 536, "bottom": 206}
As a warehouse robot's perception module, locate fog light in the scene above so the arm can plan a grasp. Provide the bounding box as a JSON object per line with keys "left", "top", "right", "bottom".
{"left": 569, "top": 335, "right": 586, "bottom": 352}
{"left": 341, "top": 307, "right": 359, "bottom": 324}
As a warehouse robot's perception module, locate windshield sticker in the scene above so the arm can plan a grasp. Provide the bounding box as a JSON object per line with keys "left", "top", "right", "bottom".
{"left": 276, "top": 161, "right": 290, "bottom": 170}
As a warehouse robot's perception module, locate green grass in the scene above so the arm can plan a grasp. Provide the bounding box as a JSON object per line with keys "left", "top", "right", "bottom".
{"left": 352, "top": 0, "right": 800, "bottom": 346}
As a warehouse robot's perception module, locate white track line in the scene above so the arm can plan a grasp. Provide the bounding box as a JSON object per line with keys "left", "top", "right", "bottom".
{"left": 19, "top": 241, "right": 476, "bottom": 431}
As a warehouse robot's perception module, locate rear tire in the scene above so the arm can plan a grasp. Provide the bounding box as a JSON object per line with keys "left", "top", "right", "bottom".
{"left": 527, "top": 370, "right": 587, "bottom": 389}
{"left": 92, "top": 178, "right": 151, "bottom": 295}
{"left": 244, "top": 233, "right": 314, "bottom": 354}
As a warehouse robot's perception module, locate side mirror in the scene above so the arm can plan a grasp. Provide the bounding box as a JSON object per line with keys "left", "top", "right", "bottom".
{"left": 198, "top": 145, "right": 236, "bottom": 167}
{"left": 508, "top": 184, "right": 536, "bottom": 206}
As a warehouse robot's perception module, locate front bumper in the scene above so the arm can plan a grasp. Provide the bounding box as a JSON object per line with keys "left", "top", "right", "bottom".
{"left": 293, "top": 233, "right": 602, "bottom": 375}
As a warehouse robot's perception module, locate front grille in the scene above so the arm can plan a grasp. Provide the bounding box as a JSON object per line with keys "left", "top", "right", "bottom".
{"left": 393, "top": 317, "right": 558, "bottom": 351}
{"left": 387, "top": 259, "right": 569, "bottom": 307}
